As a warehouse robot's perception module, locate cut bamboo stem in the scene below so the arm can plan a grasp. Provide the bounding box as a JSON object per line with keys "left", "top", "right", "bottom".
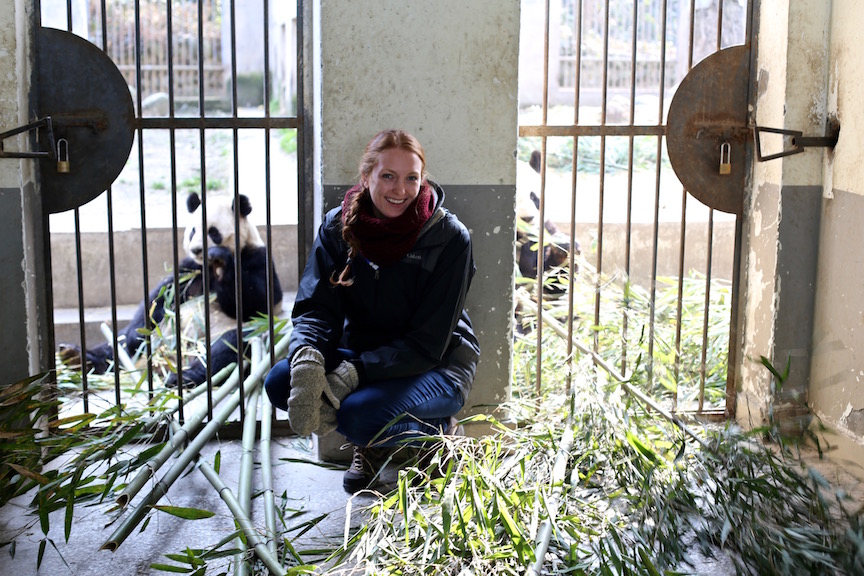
{"left": 235, "top": 338, "right": 263, "bottom": 576}
{"left": 259, "top": 345, "right": 278, "bottom": 555}
{"left": 198, "top": 460, "right": 287, "bottom": 576}
{"left": 101, "top": 334, "right": 290, "bottom": 551}
{"left": 528, "top": 418, "right": 574, "bottom": 576}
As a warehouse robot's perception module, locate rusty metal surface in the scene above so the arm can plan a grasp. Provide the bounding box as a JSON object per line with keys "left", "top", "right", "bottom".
{"left": 666, "top": 44, "right": 750, "bottom": 216}
{"left": 37, "top": 27, "right": 135, "bottom": 214}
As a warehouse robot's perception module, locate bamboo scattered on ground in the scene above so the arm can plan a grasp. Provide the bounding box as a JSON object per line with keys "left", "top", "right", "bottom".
{"left": 101, "top": 333, "right": 290, "bottom": 552}
{"left": 528, "top": 416, "right": 575, "bottom": 576}
{"left": 198, "top": 459, "right": 288, "bottom": 576}
{"left": 116, "top": 361, "right": 242, "bottom": 507}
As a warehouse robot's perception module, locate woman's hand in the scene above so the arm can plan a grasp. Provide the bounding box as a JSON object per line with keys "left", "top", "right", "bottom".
{"left": 287, "top": 346, "right": 327, "bottom": 435}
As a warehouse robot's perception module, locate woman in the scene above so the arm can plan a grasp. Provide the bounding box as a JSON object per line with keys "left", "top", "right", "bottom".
{"left": 264, "top": 129, "right": 480, "bottom": 493}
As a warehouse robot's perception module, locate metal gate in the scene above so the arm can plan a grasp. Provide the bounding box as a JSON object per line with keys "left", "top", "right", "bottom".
{"left": 44, "top": 0, "right": 306, "bottom": 430}
{"left": 517, "top": 0, "right": 753, "bottom": 418}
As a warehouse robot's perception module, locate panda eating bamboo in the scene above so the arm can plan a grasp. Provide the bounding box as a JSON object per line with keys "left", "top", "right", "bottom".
{"left": 58, "top": 192, "right": 283, "bottom": 387}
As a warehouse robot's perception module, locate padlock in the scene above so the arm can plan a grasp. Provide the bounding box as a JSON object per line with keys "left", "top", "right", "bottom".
{"left": 56, "top": 138, "right": 70, "bottom": 173}
{"left": 719, "top": 141, "right": 731, "bottom": 175}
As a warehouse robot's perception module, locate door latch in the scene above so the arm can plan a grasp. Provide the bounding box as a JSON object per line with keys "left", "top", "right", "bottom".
{"left": 754, "top": 119, "right": 840, "bottom": 161}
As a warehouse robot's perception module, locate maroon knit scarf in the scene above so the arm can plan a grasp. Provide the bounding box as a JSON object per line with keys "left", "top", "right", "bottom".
{"left": 341, "top": 182, "right": 435, "bottom": 266}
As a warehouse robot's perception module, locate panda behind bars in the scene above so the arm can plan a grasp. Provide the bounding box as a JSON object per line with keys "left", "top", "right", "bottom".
{"left": 58, "top": 192, "right": 283, "bottom": 387}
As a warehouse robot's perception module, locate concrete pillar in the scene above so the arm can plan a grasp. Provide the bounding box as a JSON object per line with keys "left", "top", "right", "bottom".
{"left": 313, "top": 0, "right": 520, "bottom": 458}
{"left": 736, "top": 0, "right": 831, "bottom": 427}
{"left": 0, "top": 0, "right": 52, "bottom": 383}
{"left": 808, "top": 0, "right": 864, "bottom": 452}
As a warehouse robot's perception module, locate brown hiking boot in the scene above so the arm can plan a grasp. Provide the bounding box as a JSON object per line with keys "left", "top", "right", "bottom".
{"left": 343, "top": 445, "right": 390, "bottom": 494}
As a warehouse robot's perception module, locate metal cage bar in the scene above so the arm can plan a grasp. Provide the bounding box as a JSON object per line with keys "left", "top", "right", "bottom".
{"left": 517, "top": 0, "right": 750, "bottom": 418}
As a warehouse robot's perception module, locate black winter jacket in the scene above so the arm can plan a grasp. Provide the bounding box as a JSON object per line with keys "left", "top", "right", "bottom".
{"left": 287, "top": 182, "right": 480, "bottom": 404}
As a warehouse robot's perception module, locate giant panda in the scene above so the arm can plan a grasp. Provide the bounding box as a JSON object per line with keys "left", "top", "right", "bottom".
{"left": 515, "top": 149, "right": 579, "bottom": 293}
{"left": 58, "top": 192, "right": 283, "bottom": 387}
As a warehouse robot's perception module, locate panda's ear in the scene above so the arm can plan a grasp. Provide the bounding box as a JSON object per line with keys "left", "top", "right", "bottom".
{"left": 529, "top": 150, "right": 542, "bottom": 174}
{"left": 187, "top": 193, "right": 201, "bottom": 214}
{"left": 234, "top": 194, "right": 253, "bottom": 218}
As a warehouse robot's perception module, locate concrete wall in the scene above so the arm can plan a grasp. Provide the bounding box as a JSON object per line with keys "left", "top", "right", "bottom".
{"left": 317, "top": 0, "right": 521, "bottom": 425}
{"left": 738, "top": 0, "right": 864, "bottom": 460}
{"left": 0, "top": 0, "right": 52, "bottom": 383}
{"left": 738, "top": 0, "right": 831, "bottom": 427}
{"left": 809, "top": 0, "right": 864, "bottom": 448}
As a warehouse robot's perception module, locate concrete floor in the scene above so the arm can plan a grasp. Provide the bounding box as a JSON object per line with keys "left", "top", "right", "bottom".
{"left": 0, "top": 433, "right": 374, "bottom": 575}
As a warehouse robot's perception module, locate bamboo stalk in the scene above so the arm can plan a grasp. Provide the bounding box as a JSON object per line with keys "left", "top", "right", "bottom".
{"left": 235, "top": 338, "right": 263, "bottom": 576}
{"left": 116, "top": 361, "right": 243, "bottom": 507}
{"left": 167, "top": 361, "right": 239, "bottom": 415}
{"left": 238, "top": 339, "right": 263, "bottom": 515}
{"left": 258, "top": 342, "right": 278, "bottom": 555}
{"left": 528, "top": 419, "right": 575, "bottom": 576}
{"left": 82, "top": 363, "right": 240, "bottom": 475}
{"left": 198, "top": 460, "right": 287, "bottom": 576}
{"left": 101, "top": 333, "right": 290, "bottom": 551}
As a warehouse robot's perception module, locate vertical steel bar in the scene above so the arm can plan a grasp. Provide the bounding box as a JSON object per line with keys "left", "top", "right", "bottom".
{"left": 63, "top": 0, "right": 91, "bottom": 411}
{"left": 565, "top": 0, "right": 585, "bottom": 398}
{"left": 697, "top": 0, "right": 727, "bottom": 412}
{"left": 621, "top": 0, "right": 639, "bottom": 376}
{"left": 534, "top": 0, "right": 552, "bottom": 397}
{"left": 262, "top": 0, "right": 278, "bottom": 372}
{"left": 166, "top": 0, "right": 185, "bottom": 415}
{"left": 592, "top": 0, "right": 610, "bottom": 356}
{"left": 133, "top": 0, "right": 152, "bottom": 404}
{"left": 671, "top": 0, "right": 698, "bottom": 411}
{"left": 725, "top": 0, "right": 757, "bottom": 417}
{"left": 648, "top": 0, "right": 671, "bottom": 389}
{"left": 226, "top": 0, "right": 246, "bottom": 420}
{"left": 197, "top": 0, "right": 214, "bottom": 421}
{"left": 72, "top": 209, "right": 89, "bottom": 409}
{"left": 98, "top": 0, "right": 125, "bottom": 402}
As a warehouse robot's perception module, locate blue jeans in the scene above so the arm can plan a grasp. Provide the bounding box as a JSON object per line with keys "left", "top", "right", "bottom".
{"left": 264, "top": 352, "right": 464, "bottom": 447}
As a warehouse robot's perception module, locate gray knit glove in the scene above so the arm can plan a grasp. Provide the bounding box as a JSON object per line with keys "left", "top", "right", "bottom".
{"left": 316, "top": 360, "right": 361, "bottom": 436}
{"left": 287, "top": 346, "right": 327, "bottom": 436}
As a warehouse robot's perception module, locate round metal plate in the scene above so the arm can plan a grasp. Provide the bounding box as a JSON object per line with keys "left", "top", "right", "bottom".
{"left": 666, "top": 45, "right": 750, "bottom": 215}
{"left": 38, "top": 28, "right": 135, "bottom": 214}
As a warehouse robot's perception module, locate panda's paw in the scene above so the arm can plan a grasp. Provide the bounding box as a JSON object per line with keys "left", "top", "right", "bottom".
{"left": 165, "top": 367, "right": 203, "bottom": 389}
{"left": 57, "top": 343, "right": 83, "bottom": 367}
{"left": 207, "top": 246, "right": 233, "bottom": 280}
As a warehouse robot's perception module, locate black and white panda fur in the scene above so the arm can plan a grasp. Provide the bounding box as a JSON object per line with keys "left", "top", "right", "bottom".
{"left": 59, "top": 192, "right": 283, "bottom": 387}
{"left": 515, "top": 150, "right": 579, "bottom": 293}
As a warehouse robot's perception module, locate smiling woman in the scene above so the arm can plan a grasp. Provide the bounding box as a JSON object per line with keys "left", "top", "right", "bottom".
{"left": 263, "top": 129, "right": 481, "bottom": 494}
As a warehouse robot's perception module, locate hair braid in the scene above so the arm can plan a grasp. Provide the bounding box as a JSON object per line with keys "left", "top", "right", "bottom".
{"left": 329, "top": 188, "right": 366, "bottom": 286}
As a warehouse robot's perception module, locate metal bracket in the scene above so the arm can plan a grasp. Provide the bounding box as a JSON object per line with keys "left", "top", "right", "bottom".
{"left": 0, "top": 116, "right": 56, "bottom": 159}
{"left": 754, "top": 120, "right": 840, "bottom": 161}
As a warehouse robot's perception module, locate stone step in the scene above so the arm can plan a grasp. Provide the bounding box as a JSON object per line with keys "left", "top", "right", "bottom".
{"left": 53, "top": 304, "right": 139, "bottom": 349}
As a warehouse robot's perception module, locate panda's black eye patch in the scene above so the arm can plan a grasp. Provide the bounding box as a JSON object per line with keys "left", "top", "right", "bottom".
{"left": 208, "top": 226, "right": 223, "bottom": 246}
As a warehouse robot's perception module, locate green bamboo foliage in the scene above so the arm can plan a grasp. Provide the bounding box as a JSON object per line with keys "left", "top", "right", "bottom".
{"left": 329, "top": 310, "right": 863, "bottom": 575}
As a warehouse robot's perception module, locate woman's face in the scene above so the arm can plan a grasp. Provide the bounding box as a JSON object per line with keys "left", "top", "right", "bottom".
{"left": 362, "top": 147, "right": 423, "bottom": 219}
